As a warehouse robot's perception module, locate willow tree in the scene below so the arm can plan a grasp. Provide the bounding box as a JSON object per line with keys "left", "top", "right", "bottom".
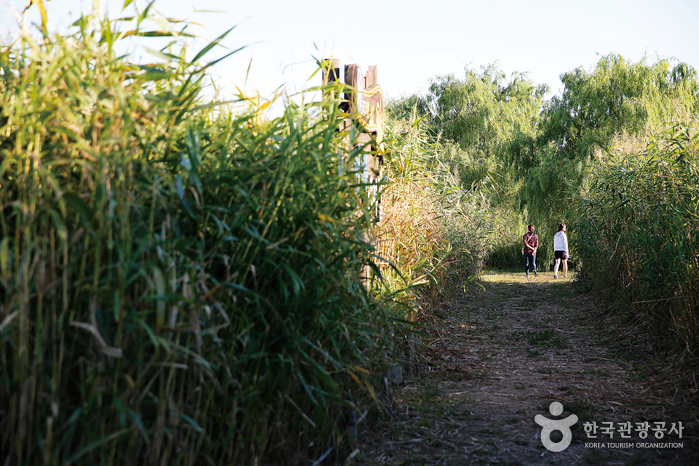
{"left": 521, "top": 54, "right": 699, "bottom": 225}
{"left": 413, "top": 65, "right": 549, "bottom": 266}
{"left": 425, "top": 65, "right": 546, "bottom": 156}
{"left": 421, "top": 66, "right": 546, "bottom": 208}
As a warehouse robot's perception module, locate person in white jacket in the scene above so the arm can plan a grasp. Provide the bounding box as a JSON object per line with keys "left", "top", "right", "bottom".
{"left": 553, "top": 223, "right": 569, "bottom": 278}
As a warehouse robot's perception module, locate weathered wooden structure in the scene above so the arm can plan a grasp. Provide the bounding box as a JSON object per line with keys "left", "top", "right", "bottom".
{"left": 322, "top": 59, "right": 385, "bottom": 222}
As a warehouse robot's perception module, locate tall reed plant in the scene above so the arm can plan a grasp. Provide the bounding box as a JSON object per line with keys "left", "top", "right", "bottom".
{"left": 574, "top": 124, "right": 699, "bottom": 356}
{"left": 0, "top": 6, "right": 394, "bottom": 465}
{"left": 377, "top": 106, "right": 495, "bottom": 318}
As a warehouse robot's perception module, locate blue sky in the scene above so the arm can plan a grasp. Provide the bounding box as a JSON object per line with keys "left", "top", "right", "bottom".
{"left": 3, "top": 0, "right": 699, "bottom": 100}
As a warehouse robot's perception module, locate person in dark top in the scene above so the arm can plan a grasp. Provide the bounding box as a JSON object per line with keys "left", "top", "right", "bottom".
{"left": 523, "top": 224, "right": 539, "bottom": 278}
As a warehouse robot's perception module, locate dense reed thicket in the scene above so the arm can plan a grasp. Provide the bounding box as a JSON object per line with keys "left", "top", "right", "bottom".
{"left": 388, "top": 68, "right": 546, "bottom": 271}
{"left": 376, "top": 105, "right": 516, "bottom": 315}
{"left": 560, "top": 57, "right": 699, "bottom": 361}
{"left": 574, "top": 125, "right": 699, "bottom": 356}
{"left": 0, "top": 9, "right": 396, "bottom": 465}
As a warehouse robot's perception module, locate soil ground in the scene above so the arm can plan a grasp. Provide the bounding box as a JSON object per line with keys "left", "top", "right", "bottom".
{"left": 357, "top": 271, "right": 699, "bottom": 465}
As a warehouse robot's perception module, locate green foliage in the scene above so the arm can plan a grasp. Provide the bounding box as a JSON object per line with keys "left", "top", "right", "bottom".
{"left": 0, "top": 7, "right": 394, "bottom": 465}
{"left": 407, "top": 65, "right": 544, "bottom": 270}
{"left": 574, "top": 124, "right": 699, "bottom": 354}
{"left": 523, "top": 55, "right": 699, "bottom": 225}
{"left": 541, "top": 55, "right": 699, "bottom": 160}
{"left": 387, "top": 53, "right": 699, "bottom": 368}
{"left": 512, "top": 55, "right": 699, "bottom": 271}
{"left": 378, "top": 106, "right": 478, "bottom": 313}
{"left": 390, "top": 55, "right": 699, "bottom": 282}
{"left": 380, "top": 99, "right": 527, "bottom": 309}
{"left": 425, "top": 65, "right": 546, "bottom": 156}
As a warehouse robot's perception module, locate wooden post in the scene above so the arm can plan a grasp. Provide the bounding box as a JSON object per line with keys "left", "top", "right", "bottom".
{"left": 343, "top": 63, "right": 385, "bottom": 224}
{"left": 321, "top": 58, "right": 340, "bottom": 84}
{"left": 368, "top": 65, "right": 377, "bottom": 86}
{"left": 344, "top": 64, "right": 364, "bottom": 115}
{"left": 322, "top": 58, "right": 340, "bottom": 100}
{"left": 322, "top": 60, "right": 386, "bottom": 279}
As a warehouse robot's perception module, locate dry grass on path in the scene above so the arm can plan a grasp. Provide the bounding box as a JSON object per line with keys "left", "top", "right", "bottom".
{"left": 358, "top": 271, "right": 699, "bottom": 465}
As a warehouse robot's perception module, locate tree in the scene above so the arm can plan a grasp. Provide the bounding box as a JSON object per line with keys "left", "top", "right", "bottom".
{"left": 521, "top": 54, "right": 699, "bottom": 223}
{"left": 426, "top": 64, "right": 546, "bottom": 158}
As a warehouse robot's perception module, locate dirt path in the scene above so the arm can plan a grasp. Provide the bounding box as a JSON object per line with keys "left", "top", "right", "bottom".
{"left": 359, "top": 272, "right": 699, "bottom": 465}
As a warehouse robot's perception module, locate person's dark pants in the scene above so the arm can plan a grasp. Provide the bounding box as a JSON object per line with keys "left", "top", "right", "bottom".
{"left": 524, "top": 254, "right": 536, "bottom": 274}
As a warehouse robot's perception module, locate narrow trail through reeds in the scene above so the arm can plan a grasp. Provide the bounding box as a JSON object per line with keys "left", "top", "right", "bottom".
{"left": 360, "top": 272, "right": 699, "bottom": 465}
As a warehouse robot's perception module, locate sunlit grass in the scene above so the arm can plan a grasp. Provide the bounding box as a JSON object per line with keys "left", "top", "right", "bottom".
{"left": 480, "top": 270, "right": 576, "bottom": 284}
